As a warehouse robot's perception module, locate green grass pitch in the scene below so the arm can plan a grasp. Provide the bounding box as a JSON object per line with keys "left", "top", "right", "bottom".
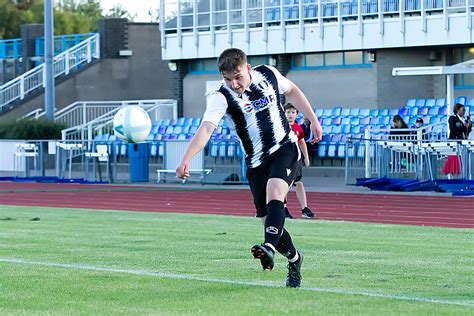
{"left": 0, "top": 205, "right": 472, "bottom": 315}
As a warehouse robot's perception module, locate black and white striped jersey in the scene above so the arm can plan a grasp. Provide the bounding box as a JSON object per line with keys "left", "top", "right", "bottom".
{"left": 203, "top": 65, "right": 297, "bottom": 168}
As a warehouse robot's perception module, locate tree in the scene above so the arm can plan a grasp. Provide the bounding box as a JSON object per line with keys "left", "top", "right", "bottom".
{"left": 0, "top": 0, "right": 134, "bottom": 39}
{"left": 106, "top": 3, "right": 135, "bottom": 21}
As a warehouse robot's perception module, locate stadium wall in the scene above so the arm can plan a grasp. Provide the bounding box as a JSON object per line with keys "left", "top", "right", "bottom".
{"left": 1, "top": 22, "right": 174, "bottom": 120}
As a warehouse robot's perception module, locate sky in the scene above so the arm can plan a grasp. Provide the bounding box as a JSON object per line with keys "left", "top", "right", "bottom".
{"left": 100, "top": 0, "right": 160, "bottom": 22}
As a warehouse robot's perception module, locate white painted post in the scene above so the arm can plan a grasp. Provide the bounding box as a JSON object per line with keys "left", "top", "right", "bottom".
{"left": 65, "top": 50, "right": 70, "bottom": 75}
{"left": 365, "top": 127, "right": 371, "bottom": 178}
{"left": 20, "top": 76, "right": 25, "bottom": 100}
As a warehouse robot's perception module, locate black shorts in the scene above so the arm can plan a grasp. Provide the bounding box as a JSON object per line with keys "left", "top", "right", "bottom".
{"left": 246, "top": 142, "right": 301, "bottom": 218}
{"left": 294, "top": 159, "right": 303, "bottom": 183}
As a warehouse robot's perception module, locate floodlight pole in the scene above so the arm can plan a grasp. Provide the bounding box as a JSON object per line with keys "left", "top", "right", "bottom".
{"left": 44, "top": 0, "right": 55, "bottom": 121}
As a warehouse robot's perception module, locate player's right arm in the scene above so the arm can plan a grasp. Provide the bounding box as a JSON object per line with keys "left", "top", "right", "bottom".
{"left": 176, "top": 91, "right": 227, "bottom": 179}
{"left": 176, "top": 122, "right": 215, "bottom": 179}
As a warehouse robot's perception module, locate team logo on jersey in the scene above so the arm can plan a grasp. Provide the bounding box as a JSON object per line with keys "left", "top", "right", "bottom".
{"left": 250, "top": 94, "right": 275, "bottom": 112}
{"left": 243, "top": 102, "right": 253, "bottom": 113}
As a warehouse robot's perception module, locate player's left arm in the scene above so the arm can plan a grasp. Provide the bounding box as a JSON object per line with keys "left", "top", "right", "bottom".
{"left": 284, "top": 82, "right": 322, "bottom": 144}
{"left": 298, "top": 138, "right": 310, "bottom": 166}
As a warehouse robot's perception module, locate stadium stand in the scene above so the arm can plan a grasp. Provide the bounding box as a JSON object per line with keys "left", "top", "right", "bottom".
{"left": 93, "top": 97, "right": 456, "bottom": 161}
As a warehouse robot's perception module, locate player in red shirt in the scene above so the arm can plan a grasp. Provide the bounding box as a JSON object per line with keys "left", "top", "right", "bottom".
{"left": 284, "top": 103, "right": 315, "bottom": 219}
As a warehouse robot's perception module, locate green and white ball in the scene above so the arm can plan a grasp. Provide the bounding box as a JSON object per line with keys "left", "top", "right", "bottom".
{"left": 113, "top": 105, "right": 152, "bottom": 143}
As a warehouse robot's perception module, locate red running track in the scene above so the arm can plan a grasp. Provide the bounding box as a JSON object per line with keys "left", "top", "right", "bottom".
{"left": 0, "top": 182, "right": 472, "bottom": 228}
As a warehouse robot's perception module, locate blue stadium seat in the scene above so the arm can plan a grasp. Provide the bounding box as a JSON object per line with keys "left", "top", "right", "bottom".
{"left": 332, "top": 117, "right": 342, "bottom": 125}
{"left": 158, "top": 126, "right": 166, "bottom": 134}
{"left": 341, "top": 117, "right": 351, "bottom": 125}
{"left": 173, "top": 126, "right": 182, "bottom": 134}
{"left": 360, "top": 117, "right": 370, "bottom": 125}
{"left": 145, "top": 134, "right": 154, "bottom": 141}
{"left": 408, "top": 107, "right": 418, "bottom": 116}
{"left": 349, "top": 108, "right": 360, "bottom": 116}
{"left": 425, "top": 99, "right": 436, "bottom": 107}
{"left": 323, "top": 125, "right": 333, "bottom": 134}
{"left": 322, "top": 118, "right": 332, "bottom": 126}
{"left": 455, "top": 96, "right": 467, "bottom": 105}
{"left": 162, "top": 134, "right": 170, "bottom": 141}
{"left": 418, "top": 107, "right": 429, "bottom": 115}
{"left": 428, "top": 107, "right": 439, "bottom": 116}
{"left": 350, "top": 117, "right": 360, "bottom": 125}
{"left": 388, "top": 108, "right": 399, "bottom": 116}
{"left": 405, "top": 99, "right": 416, "bottom": 107}
{"left": 380, "top": 116, "right": 391, "bottom": 125}
{"left": 350, "top": 125, "right": 361, "bottom": 134}
{"left": 315, "top": 109, "right": 324, "bottom": 117}
{"left": 369, "top": 109, "right": 378, "bottom": 116}
{"left": 186, "top": 134, "right": 193, "bottom": 140}
{"left": 438, "top": 106, "right": 447, "bottom": 116}
{"left": 337, "top": 143, "right": 346, "bottom": 158}
{"left": 341, "top": 108, "right": 351, "bottom": 116}
{"left": 342, "top": 125, "right": 351, "bottom": 134}
{"left": 322, "top": 109, "right": 332, "bottom": 117}
{"left": 331, "top": 107, "right": 342, "bottom": 116}
{"left": 176, "top": 117, "right": 185, "bottom": 126}
{"left": 184, "top": 117, "right": 193, "bottom": 126}
{"left": 154, "top": 134, "right": 163, "bottom": 141}
{"left": 304, "top": 0, "right": 318, "bottom": 18}
{"left": 165, "top": 126, "right": 174, "bottom": 134}
{"left": 192, "top": 118, "right": 201, "bottom": 126}
{"left": 162, "top": 119, "right": 171, "bottom": 126}
{"left": 177, "top": 134, "right": 186, "bottom": 140}
{"left": 398, "top": 108, "right": 409, "bottom": 116}
{"left": 169, "top": 134, "right": 178, "bottom": 140}
{"left": 359, "top": 109, "right": 370, "bottom": 116}
{"left": 333, "top": 125, "right": 343, "bottom": 134}
{"left": 151, "top": 125, "right": 159, "bottom": 134}
{"left": 415, "top": 99, "right": 426, "bottom": 107}
{"left": 369, "top": 117, "right": 379, "bottom": 125}
{"left": 467, "top": 98, "right": 474, "bottom": 106}
{"left": 189, "top": 125, "right": 198, "bottom": 134}
{"left": 435, "top": 99, "right": 446, "bottom": 106}
{"left": 327, "top": 144, "right": 337, "bottom": 158}
{"left": 378, "top": 109, "right": 389, "bottom": 116}
{"left": 318, "top": 143, "right": 327, "bottom": 158}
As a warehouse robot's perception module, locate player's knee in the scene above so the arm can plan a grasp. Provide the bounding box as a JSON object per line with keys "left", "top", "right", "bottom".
{"left": 266, "top": 178, "right": 289, "bottom": 201}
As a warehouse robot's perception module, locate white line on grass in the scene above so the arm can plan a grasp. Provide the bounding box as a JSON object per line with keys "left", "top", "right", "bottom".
{"left": 0, "top": 257, "right": 472, "bottom": 308}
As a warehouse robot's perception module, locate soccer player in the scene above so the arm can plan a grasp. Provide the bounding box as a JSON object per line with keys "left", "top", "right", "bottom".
{"left": 176, "top": 48, "right": 322, "bottom": 288}
{"left": 283, "top": 103, "right": 315, "bottom": 219}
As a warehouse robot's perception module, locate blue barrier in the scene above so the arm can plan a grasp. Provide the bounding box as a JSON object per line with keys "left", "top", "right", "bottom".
{"left": 0, "top": 38, "right": 22, "bottom": 59}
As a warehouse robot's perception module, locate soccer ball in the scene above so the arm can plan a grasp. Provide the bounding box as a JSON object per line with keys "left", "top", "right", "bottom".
{"left": 113, "top": 105, "right": 152, "bottom": 143}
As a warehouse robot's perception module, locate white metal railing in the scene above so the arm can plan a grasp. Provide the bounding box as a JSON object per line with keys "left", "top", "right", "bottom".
{"left": 60, "top": 99, "right": 178, "bottom": 141}
{"left": 0, "top": 34, "right": 100, "bottom": 111}
{"left": 162, "top": 0, "right": 474, "bottom": 31}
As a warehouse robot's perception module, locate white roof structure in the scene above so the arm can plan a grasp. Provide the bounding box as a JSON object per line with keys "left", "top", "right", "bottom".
{"left": 392, "top": 60, "right": 474, "bottom": 116}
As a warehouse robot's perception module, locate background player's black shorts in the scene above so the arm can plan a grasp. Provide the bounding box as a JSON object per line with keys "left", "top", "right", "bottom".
{"left": 294, "top": 159, "right": 303, "bottom": 183}
{"left": 246, "top": 142, "right": 301, "bottom": 218}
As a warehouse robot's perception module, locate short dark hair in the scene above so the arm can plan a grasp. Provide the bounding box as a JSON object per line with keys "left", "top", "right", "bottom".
{"left": 284, "top": 103, "right": 298, "bottom": 112}
{"left": 416, "top": 117, "right": 423, "bottom": 123}
{"left": 453, "top": 103, "right": 464, "bottom": 114}
{"left": 217, "top": 48, "right": 247, "bottom": 73}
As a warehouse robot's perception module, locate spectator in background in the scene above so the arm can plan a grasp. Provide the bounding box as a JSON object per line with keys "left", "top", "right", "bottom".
{"left": 283, "top": 104, "right": 315, "bottom": 219}
{"left": 301, "top": 117, "right": 318, "bottom": 158}
{"left": 443, "top": 103, "right": 472, "bottom": 178}
{"left": 415, "top": 117, "right": 424, "bottom": 129}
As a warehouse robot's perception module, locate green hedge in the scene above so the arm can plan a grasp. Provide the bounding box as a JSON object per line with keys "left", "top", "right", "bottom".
{"left": 0, "top": 119, "right": 67, "bottom": 140}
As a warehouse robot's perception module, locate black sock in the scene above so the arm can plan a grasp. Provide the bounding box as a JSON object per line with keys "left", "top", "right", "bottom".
{"left": 276, "top": 228, "right": 297, "bottom": 260}
{"left": 264, "top": 200, "right": 285, "bottom": 248}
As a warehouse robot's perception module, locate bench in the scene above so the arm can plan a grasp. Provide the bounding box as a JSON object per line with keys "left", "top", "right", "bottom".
{"left": 157, "top": 169, "right": 212, "bottom": 183}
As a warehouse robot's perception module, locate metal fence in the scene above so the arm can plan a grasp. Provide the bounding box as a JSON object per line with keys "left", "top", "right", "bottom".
{"left": 345, "top": 137, "right": 474, "bottom": 185}
{"left": 1, "top": 139, "right": 246, "bottom": 185}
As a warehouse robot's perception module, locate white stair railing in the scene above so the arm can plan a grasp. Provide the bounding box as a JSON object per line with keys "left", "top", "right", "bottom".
{"left": 0, "top": 34, "right": 100, "bottom": 111}
{"left": 60, "top": 99, "right": 178, "bottom": 141}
